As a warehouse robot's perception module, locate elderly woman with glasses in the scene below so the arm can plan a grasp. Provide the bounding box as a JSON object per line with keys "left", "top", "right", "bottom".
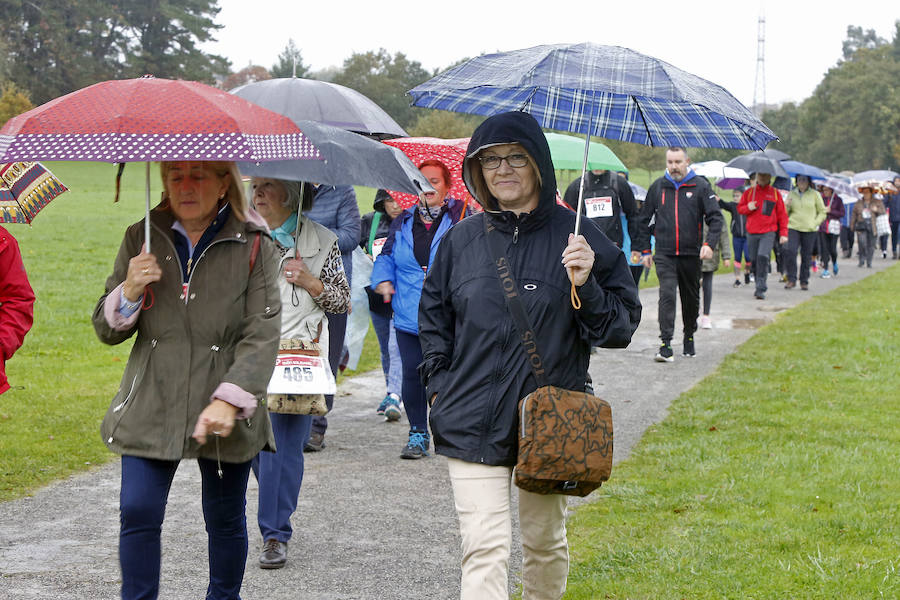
{"left": 371, "top": 160, "right": 469, "bottom": 459}
{"left": 248, "top": 177, "right": 350, "bottom": 569}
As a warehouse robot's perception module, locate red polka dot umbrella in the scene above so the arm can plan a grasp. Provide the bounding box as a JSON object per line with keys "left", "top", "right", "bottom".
{"left": 381, "top": 137, "right": 476, "bottom": 210}
{"left": 0, "top": 76, "right": 320, "bottom": 250}
{"left": 0, "top": 77, "right": 319, "bottom": 163}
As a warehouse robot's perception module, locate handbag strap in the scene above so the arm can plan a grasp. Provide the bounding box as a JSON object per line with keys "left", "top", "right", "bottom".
{"left": 482, "top": 216, "right": 549, "bottom": 388}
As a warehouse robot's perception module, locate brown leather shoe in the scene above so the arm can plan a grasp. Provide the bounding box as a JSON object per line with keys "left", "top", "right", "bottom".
{"left": 259, "top": 538, "right": 287, "bottom": 569}
{"left": 784, "top": 281, "right": 796, "bottom": 289}
{"left": 800, "top": 282, "right": 809, "bottom": 290}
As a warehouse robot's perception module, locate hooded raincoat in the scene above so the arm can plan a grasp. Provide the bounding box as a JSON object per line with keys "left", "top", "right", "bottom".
{"left": 418, "top": 112, "right": 641, "bottom": 466}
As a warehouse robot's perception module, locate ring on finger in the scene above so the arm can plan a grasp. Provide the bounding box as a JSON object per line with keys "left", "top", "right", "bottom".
{"left": 286, "top": 270, "right": 293, "bottom": 277}
{"left": 142, "top": 267, "right": 150, "bottom": 274}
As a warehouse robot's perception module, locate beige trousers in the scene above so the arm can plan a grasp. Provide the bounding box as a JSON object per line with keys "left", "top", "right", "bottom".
{"left": 447, "top": 458, "right": 569, "bottom": 600}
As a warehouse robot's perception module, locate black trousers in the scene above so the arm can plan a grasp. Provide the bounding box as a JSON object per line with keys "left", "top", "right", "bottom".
{"left": 785, "top": 230, "right": 817, "bottom": 285}
{"left": 654, "top": 254, "right": 701, "bottom": 343}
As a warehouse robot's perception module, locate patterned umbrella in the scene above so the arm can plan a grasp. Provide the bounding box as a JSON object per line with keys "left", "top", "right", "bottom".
{"left": 381, "top": 137, "right": 475, "bottom": 210}
{"left": 0, "top": 76, "right": 320, "bottom": 249}
{"left": 0, "top": 77, "right": 319, "bottom": 163}
{"left": 409, "top": 43, "right": 776, "bottom": 150}
{"left": 0, "top": 162, "right": 68, "bottom": 224}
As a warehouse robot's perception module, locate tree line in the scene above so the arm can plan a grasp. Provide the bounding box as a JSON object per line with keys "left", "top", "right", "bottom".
{"left": 1, "top": 2, "right": 897, "bottom": 174}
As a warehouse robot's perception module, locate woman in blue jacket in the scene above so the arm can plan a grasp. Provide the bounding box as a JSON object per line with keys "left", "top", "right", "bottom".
{"left": 371, "top": 160, "right": 468, "bottom": 458}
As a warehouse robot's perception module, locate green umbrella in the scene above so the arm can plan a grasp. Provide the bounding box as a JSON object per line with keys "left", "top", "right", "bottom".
{"left": 544, "top": 132, "right": 627, "bottom": 173}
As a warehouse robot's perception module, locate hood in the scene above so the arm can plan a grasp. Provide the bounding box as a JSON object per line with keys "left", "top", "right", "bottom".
{"left": 462, "top": 111, "right": 557, "bottom": 214}
{"left": 664, "top": 169, "right": 697, "bottom": 187}
{"left": 373, "top": 188, "right": 391, "bottom": 214}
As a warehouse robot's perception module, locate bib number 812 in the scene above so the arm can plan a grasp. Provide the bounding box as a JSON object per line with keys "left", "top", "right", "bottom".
{"left": 283, "top": 366, "right": 314, "bottom": 383}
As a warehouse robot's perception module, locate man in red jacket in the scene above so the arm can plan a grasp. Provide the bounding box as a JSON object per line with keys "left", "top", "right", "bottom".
{"left": 737, "top": 173, "right": 788, "bottom": 300}
{"left": 0, "top": 225, "right": 35, "bottom": 394}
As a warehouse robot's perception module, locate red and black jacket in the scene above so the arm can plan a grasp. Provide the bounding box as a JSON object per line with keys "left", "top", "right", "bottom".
{"left": 634, "top": 172, "right": 724, "bottom": 256}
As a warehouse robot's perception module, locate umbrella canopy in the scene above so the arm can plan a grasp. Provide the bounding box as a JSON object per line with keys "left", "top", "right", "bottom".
{"left": 381, "top": 137, "right": 474, "bottom": 209}
{"left": 0, "top": 77, "right": 320, "bottom": 163}
{"left": 759, "top": 148, "right": 791, "bottom": 161}
{"left": 230, "top": 77, "right": 407, "bottom": 139}
{"left": 821, "top": 175, "right": 860, "bottom": 200}
{"left": 0, "top": 162, "right": 68, "bottom": 224}
{"left": 238, "top": 119, "right": 430, "bottom": 195}
{"left": 409, "top": 42, "right": 776, "bottom": 150}
{"left": 781, "top": 160, "right": 827, "bottom": 180}
{"left": 725, "top": 152, "right": 790, "bottom": 178}
{"left": 851, "top": 170, "right": 900, "bottom": 194}
{"left": 544, "top": 132, "right": 626, "bottom": 172}
{"left": 691, "top": 160, "right": 749, "bottom": 181}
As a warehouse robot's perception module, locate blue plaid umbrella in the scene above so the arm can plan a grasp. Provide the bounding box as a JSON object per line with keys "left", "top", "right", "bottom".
{"left": 409, "top": 43, "right": 776, "bottom": 151}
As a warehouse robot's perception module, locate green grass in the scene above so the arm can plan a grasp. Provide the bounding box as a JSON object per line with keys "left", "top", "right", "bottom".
{"left": 563, "top": 264, "right": 900, "bottom": 599}
{"left": 0, "top": 162, "right": 383, "bottom": 501}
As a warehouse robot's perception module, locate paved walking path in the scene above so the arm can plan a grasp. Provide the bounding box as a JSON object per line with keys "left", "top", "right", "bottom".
{"left": 1, "top": 259, "right": 895, "bottom": 599}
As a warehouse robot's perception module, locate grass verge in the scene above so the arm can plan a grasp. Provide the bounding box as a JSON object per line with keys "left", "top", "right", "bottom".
{"left": 564, "top": 264, "right": 900, "bottom": 599}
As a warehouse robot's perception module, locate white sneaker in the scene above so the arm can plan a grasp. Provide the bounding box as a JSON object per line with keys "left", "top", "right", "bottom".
{"left": 700, "top": 315, "right": 712, "bottom": 329}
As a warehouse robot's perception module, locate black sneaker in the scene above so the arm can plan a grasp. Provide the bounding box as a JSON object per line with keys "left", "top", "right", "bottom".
{"left": 683, "top": 337, "right": 696, "bottom": 357}
{"left": 744, "top": 273, "right": 751, "bottom": 284}
{"left": 654, "top": 342, "right": 674, "bottom": 362}
{"left": 400, "top": 429, "right": 430, "bottom": 459}
{"left": 733, "top": 279, "right": 741, "bottom": 287}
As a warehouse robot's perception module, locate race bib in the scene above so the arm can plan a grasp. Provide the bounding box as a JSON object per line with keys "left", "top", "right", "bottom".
{"left": 267, "top": 354, "right": 336, "bottom": 396}
{"left": 585, "top": 196, "right": 614, "bottom": 218}
{"left": 371, "top": 237, "right": 387, "bottom": 259}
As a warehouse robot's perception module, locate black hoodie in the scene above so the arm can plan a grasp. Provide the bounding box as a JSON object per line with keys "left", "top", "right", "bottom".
{"left": 418, "top": 111, "right": 641, "bottom": 466}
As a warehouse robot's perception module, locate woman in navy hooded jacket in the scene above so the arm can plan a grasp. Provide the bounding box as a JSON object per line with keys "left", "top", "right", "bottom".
{"left": 370, "top": 159, "right": 468, "bottom": 459}
{"left": 418, "top": 112, "right": 641, "bottom": 599}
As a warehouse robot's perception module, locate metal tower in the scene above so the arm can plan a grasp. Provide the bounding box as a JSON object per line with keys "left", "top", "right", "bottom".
{"left": 753, "top": 15, "right": 766, "bottom": 116}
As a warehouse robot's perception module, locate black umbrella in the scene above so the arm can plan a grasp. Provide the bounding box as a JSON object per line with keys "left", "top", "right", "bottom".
{"left": 726, "top": 151, "right": 790, "bottom": 179}
{"left": 230, "top": 77, "right": 407, "bottom": 139}
{"left": 237, "top": 119, "right": 430, "bottom": 195}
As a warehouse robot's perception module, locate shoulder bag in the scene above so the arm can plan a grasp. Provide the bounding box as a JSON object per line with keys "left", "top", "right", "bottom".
{"left": 483, "top": 218, "right": 613, "bottom": 497}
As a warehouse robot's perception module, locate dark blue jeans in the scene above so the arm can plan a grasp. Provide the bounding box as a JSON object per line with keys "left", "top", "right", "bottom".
{"left": 252, "top": 413, "right": 312, "bottom": 543}
{"left": 396, "top": 329, "right": 427, "bottom": 432}
{"left": 119, "top": 455, "right": 251, "bottom": 600}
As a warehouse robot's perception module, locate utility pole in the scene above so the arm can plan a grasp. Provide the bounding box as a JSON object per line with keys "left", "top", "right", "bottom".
{"left": 752, "top": 15, "right": 766, "bottom": 117}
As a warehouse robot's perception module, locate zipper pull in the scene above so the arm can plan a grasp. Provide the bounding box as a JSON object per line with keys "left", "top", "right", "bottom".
{"left": 513, "top": 226, "right": 519, "bottom": 244}
{"left": 186, "top": 256, "right": 192, "bottom": 276}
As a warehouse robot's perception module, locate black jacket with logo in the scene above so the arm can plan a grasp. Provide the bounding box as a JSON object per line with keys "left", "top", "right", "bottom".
{"left": 418, "top": 112, "right": 641, "bottom": 467}
{"left": 634, "top": 172, "right": 724, "bottom": 256}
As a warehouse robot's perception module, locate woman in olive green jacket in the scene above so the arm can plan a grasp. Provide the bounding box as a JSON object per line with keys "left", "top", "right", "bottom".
{"left": 92, "top": 161, "right": 281, "bottom": 600}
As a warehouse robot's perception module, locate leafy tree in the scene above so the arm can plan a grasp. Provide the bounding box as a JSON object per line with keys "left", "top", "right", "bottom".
{"left": 0, "top": 82, "right": 33, "bottom": 127}
{"left": 331, "top": 49, "right": 432, "bottom": 130}
{"left": 270, "top": 39, "right": 309, "bottom": 79}
{"left": 117, "top": 0, "right": 230, "bottom": 82}
{"left": 842, "top": 25, "right": 887, "bottom": 61}
{"left": 222, "top": 65, "right": 270, "bottom": 91}
{"left": 0, "top": 0, "right": 230, "bottom": 105}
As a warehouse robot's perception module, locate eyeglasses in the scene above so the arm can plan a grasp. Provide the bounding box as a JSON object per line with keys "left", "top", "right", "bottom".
{"left": 478, "top": 153, "right": 530, "bottom": 170}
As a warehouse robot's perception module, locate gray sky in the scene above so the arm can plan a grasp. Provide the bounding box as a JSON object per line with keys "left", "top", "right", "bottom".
{"left": 206, "top": 0, "right": 899, "bottom": 109}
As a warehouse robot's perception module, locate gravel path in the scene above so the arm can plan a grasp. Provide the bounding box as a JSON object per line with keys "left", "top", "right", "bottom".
{"left": 1, "top": 258, "right": 893, "bottom": 599}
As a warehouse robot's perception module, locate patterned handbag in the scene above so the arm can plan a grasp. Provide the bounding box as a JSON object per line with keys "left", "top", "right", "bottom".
{"left": 484, "top": 219, "right": 613, "bottom": 497}
{"left": 267, "top": 339, "right": 329, "bottom": 415}
{"left": 876, "top": 213, "right": 891, "bottom": 236}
